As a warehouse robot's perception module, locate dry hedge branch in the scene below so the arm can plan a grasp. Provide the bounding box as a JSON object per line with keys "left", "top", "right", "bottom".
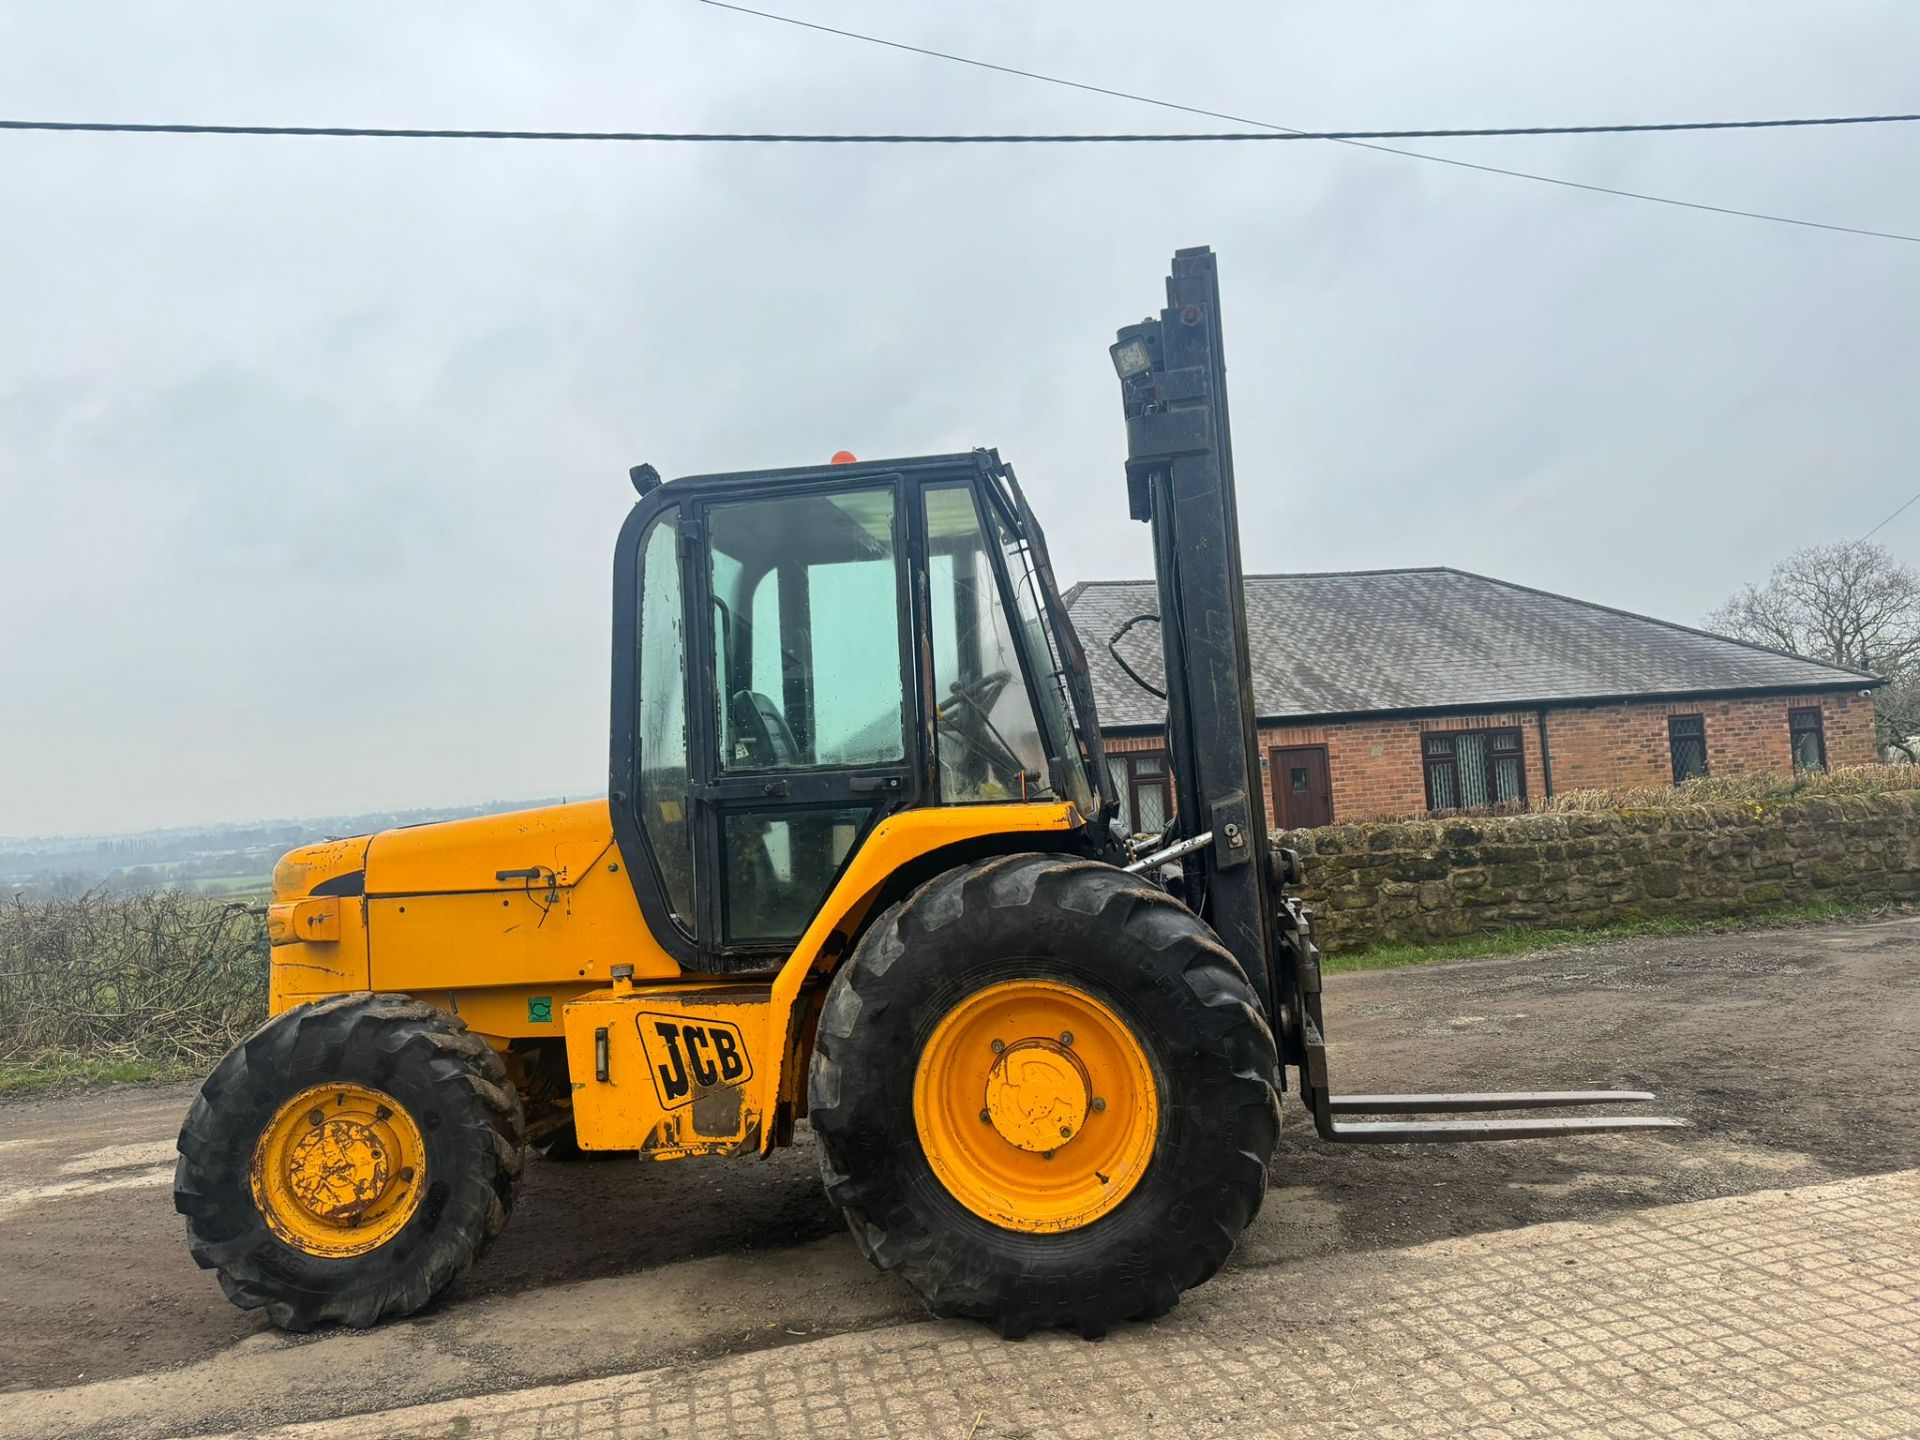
{"left": 0, "top": 889, "right": 269, "bottom": 1066}
{"left": 1535, "top": 763, "right": 1920, "bottom": 815}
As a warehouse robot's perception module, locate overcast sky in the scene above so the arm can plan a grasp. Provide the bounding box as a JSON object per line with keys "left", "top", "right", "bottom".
{"left": 2, "top": 2, "right": 1917, "bottom": 836}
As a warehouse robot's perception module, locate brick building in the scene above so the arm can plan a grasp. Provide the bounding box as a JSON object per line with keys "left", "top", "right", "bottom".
{"left": 1064, "top": 568, "right": 1882, "bottom": 831}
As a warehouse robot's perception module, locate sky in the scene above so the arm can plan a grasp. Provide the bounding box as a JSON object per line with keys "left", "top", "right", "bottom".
{"left": 2, "top": 1, "right": 1917, "bottom": 836}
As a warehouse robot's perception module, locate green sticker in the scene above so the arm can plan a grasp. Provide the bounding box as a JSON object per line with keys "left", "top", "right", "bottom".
{"left": 528, "top": 996, "right": 553, "bottom": 1024}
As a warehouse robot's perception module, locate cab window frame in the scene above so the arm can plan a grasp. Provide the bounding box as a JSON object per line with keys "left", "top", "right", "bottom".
{"left": 686, "top": 475, "right": 918, "bottom": 962}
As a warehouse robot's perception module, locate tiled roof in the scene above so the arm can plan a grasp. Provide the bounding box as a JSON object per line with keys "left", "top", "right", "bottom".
{"left": 1064, "top": 567, "right": 1877, "bottom": 729}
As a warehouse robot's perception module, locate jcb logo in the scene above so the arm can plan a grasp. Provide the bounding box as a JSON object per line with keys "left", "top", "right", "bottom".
{"left": 637, "top": 1013, "right": 753, "bottom": 1109}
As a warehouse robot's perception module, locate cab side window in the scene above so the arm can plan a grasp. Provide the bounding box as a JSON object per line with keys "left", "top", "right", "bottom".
{"left": 636, "top": 510, "right": 695, "bottom": 928}
{"left": 707, "top": 488, "right": 907, "bottom": 772}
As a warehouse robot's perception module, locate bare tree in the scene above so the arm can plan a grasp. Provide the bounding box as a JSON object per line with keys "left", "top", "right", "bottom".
{"left": 1705, "top": 541, "right": 1920, "bottom": 759}
{"left": 1878, "top": 666, "right": 1920, "bottom": 761}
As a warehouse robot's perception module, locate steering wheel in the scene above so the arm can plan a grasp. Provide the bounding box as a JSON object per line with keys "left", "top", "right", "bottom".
{"left": 947, "top": 669, "right": 1012, "bottom": 719}
{"left": 938, "top": 670, "right": 1032, "bottom": 787}
{"left": 729, "top": 690, "right": 801, "bottom": 768}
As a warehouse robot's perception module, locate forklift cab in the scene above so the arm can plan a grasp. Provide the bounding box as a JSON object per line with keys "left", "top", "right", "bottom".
{"left": 610, "top": 452, "right": 1105, "bottom": 974}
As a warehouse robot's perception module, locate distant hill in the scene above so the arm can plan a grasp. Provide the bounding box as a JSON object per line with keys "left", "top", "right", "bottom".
{"left": 0, "top": 794, "right": 600, "bottom": 898}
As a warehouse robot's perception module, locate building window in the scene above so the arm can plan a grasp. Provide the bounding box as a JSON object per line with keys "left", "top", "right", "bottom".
{"left": 1669, "top": 714, "right": 1708, "bottom": 782}
{"left": 1106, "top": 751, "right": 1172, "bottom": 835}
{"left": 1789, "top": 707, "right": 1827, "bottom": 772}
{"left": 1423, "top": 728, "right": 1525, "bottom": 812}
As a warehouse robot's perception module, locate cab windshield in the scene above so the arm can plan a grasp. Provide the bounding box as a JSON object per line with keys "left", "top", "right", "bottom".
{"left": 992, "top": 497, "right": 1096, "bottom": 817}
{"left": 923, "top": 482, "right": 1095, "bottom": 813}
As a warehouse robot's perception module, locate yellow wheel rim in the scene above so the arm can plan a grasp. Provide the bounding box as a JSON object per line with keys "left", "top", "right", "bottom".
{"left": 913, "top": 979, "right": 1159, "bottom": 1233}
{"left": 251, "top": 1083, "right": 427, "bottom": 1258}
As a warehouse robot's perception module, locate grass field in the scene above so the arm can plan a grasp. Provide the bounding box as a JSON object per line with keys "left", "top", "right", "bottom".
{"left": 1323, "top": 897, "right": 1909, "bottom": 974}
{"left": 181, "top": 874, "right": 273, "bottom": 897}
{"left": 0, "top": 1054, "right": 201, "bottom": 1098}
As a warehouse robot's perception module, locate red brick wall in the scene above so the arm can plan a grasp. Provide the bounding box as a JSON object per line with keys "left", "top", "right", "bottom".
{"left": 1544, "top": 692, "right": 1877, "bottom": 792}
{"left": 1100, "top": 688, "right": 1877, "bottom": 827}
{"left": 1261, "top": 713, "right": 1549, "bottom": 825}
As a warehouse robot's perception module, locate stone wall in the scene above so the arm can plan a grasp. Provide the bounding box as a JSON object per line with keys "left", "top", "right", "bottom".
{"left": 1278, "top": 790, "right": 1920, "bottom": 954}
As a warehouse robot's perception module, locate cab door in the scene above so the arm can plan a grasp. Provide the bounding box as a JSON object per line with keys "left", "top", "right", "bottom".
{"left": 685, "top": 479, "right": 917, "bottom": 970}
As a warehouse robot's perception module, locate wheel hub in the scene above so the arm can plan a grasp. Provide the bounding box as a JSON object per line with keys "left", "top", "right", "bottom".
{"left": 285, "top": 1117, "right": 396, "bottom": 1222}
{"left": 913, "top": 979, "right": 1160, "bottom": 1233}
{"left": 983, "top": 1039, "right": 1089, "bottom": 1152}
{"left": 251, "top": 1083, "right": 426, "bottom": 1258}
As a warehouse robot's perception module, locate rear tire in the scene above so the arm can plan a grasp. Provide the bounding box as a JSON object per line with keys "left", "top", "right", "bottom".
{"left": 175, "top": 992, "right": 526, "bottom": 1331}
{"left": 809, "top": 854, "right": 1279, "bottom": 1338}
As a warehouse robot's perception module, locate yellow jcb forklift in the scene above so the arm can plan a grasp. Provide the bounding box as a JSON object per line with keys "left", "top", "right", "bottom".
{"left": 176, "top": 248, "right": 1680, "bottom": 1337}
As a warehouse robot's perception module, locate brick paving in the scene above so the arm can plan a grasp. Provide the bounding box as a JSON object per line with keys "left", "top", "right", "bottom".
{"left": 185, "top": 1170, "right": 1920, "bottom": 1440}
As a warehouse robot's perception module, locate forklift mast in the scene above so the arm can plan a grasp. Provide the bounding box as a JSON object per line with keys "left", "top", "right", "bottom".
{"left": 1113, "top": 246, "right": 1280, "bottom": 1018}
{"left": 1114, "top": 247, "right": 1685, "bottom": 1144}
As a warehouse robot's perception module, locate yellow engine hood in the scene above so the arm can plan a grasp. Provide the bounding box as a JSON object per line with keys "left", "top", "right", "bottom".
{"left": 273, "top": 836, "right": 373, "bottom": 901}
{"left": 363, "top": 799, "right": 617, "bottom": 897}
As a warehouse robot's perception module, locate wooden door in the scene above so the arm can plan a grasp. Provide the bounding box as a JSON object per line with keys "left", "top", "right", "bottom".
{"left": 1271, "top": 745, "right": 1333, "bottom": 829}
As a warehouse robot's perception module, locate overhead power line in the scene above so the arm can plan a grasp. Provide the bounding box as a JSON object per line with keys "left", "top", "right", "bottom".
{"left": 1861, "top": 489, "right": 1920, "bottom": 541}
{"left": 699, "top": 0, "right": 1920, "bottom": 245}
{"left": 4, "top": 113, "right": 1920, "bottom": 144}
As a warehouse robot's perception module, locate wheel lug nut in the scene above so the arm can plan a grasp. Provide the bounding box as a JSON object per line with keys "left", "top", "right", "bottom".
{"left": 1041, "top": 1150, "right": 1055, "bottom": 1161}
{"left": 979, "top": 1109, "right": 992, "bottom": 1123}
{"left": 1059, "top": 1125, "right": 1072, "bottom": 1139}
{"left": 1059, "top": 1031, "right": 1074, "bottom": 1046}
{"left": 990, "top": 1039, "right": 1005, "bottom": 1053}
{"left": 1091, "top": 1097, "right": 1107, "bottom": 1112}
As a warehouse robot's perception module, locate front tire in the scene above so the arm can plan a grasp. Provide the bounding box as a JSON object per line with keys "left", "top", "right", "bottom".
{"left": 175, "top": 992, "right": 526, "bottom": 1331}
{"left": 808, "top": 854, "right": 1279, "bottom": 1338}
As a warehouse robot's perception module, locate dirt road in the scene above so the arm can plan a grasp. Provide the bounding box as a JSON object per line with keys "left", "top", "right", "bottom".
{"left": 3, "top": 915, "right": 1917, "bottom": 1439}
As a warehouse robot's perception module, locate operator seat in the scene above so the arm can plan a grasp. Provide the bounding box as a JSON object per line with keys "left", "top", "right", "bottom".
{"left": 729, "top": 690, "right": 801, "bottom": 769}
